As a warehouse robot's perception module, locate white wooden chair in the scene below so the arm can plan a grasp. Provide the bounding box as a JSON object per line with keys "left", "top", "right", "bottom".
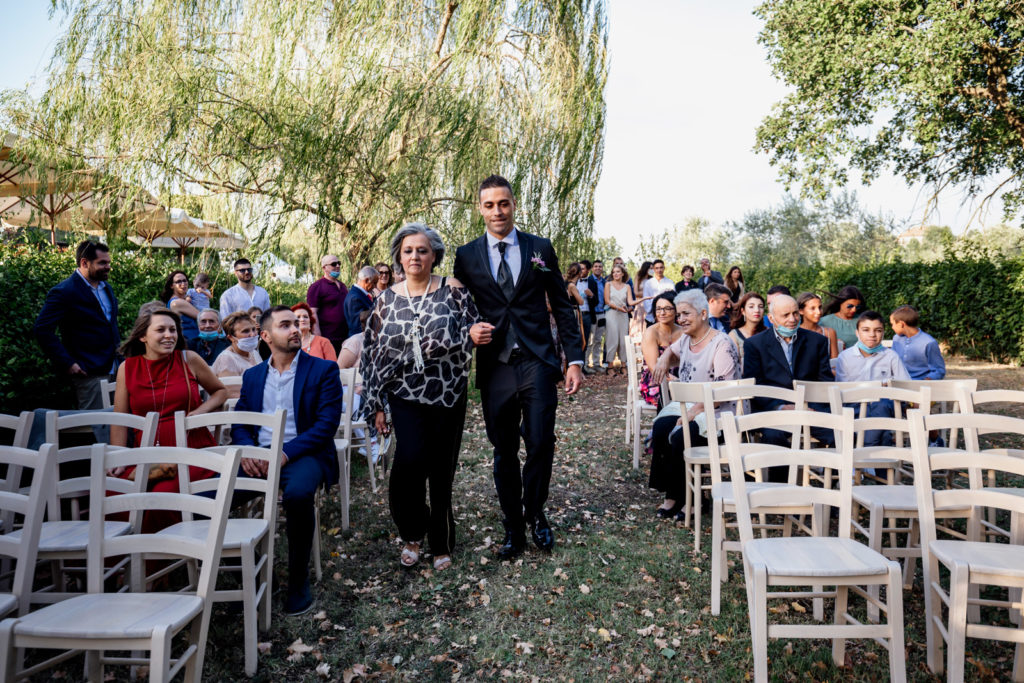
{"left": 909, "top": 410, "right": 1024, "bottom": 682}
{"left": 0, "top": 413, "right": 32, "bottom": 450}
{"left": 170, "top": 409, "right": 285, "bottom": 677}
{"left": 963, "top": 389, "right": 1024, "bottom": 540}
{"left": 625, "top": 340, "right": 658, "bottom": 469}
{"left": 98, "top": 379, "right": 116, "bottom": 410}
{"left": 623, "top": 336, "right": 636, "bottom": 447}
{"left": 723, "top": 408, "right": 906, "bottom": 683}
{"left": 828, "top": 385, "right": 945, "bottom": 621}
{"left": 218, "top": 375, "right": 244, "bottom": 412}
{"left": 21, "top": 411, "right": 159, "bottom": 606}
{"left": 0, "top": 445, "right": 55, "bottom": 618}
{"left": 704, "top": 383, "right": 806, "bottom": 617}
{"left": 892, "top": 378, "right": 977, "bottom": 449}
{"left": 666, "top": 378, "right": 754, "bottom": 549}
{"left": 335, "top": 368, "right": 357, "bottom": 530}
{"left": 0, "top": 444, "right": 241, "bottom": 682}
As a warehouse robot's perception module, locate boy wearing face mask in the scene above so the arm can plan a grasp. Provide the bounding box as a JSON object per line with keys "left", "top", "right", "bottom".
{"left": 834, "top": 310, "right": 910, "bottom": 447}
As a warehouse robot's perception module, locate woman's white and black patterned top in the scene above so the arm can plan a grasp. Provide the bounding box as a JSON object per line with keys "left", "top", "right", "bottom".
{"left": 360, "top": 278, "right": 479, "bottom": 418}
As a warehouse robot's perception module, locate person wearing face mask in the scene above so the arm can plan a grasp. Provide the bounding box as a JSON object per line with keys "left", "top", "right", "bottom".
{"left": 741, "top": 294, "right": 834, "bottom": 479}
{"left": 188, "top": 308, "right": 231, "bottom": 365}
{"left": 306, "top": 254, "right": 350, "bottom": 354}
{"left": 212, "top": 311, "right": 263, "bottom": 395}
{"left": 834, "top": 310, "right": 910, "bottom": 447}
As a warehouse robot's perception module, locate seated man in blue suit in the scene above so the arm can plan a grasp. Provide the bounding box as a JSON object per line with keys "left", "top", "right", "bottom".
{"left": 741, "top": 294, "right": 834, "bottom": 481}
{"left": 232, "top": 305, "right": 342, "bottom": 616}
{"left": 343, "top": 266, "right": 378, "bottom": 337}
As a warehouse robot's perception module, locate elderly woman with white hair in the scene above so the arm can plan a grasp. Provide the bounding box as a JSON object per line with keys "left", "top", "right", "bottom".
{"left": 360, "top": 222, "right": 484, "bottom": 572}
{"left": 645, "top": 289, "right": 741, "bottom": 520}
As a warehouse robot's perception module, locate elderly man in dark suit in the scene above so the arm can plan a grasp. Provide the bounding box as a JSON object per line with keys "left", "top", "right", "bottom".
{"left": 33, "top": 240, "right": 120, "bottom": 411}
{"left": 453, "top": 174, "right": 584, "bottom": 561}
{"left": 741, "top": 294, "right": 834, "bottom": 480}
{"left": 343, "top": 265, "right": 377, "bottom": 337}
{"left": 232, "top": 306, "right": 342, "bottom": 615}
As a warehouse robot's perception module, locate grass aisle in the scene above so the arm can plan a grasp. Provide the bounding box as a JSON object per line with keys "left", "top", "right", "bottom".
{"left": 202, "top": 358, "right": 1020, "bottom": 682}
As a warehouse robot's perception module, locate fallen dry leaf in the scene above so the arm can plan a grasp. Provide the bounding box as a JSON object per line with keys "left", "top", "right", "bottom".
{"left": 316, "top": 662, "right": 331, "bottom": 678}
{"left": 579, "top": 584, "right": 591, "bottom": 594}
{"left": 791, "top": 601, "right": 807, "bottom": 613}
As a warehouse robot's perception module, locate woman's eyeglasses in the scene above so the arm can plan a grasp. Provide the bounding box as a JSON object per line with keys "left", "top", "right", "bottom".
{"left": 655, "top": 307, "right": 675, "bottom": 314}
{"left": 378, "top": 270, "right": 390, "bottom": 277}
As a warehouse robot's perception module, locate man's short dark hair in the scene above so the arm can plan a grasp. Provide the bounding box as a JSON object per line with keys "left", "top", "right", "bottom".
{"left": 76, "top": 240, "right": 109, "bottom": 264}
{"left": 592, "top": 259, "right": 602, "bottom": 266}
{"left": 479, "top": 174, "right": 514, "bottom": 198}
{"left": 652, "top": 259, "right": 665, "bottom": 267}
{"left": 856, "top": 310, "right": 885, "bottom": 327}
{"left": 233, "top": 258, "right": 252, "bottom": 269}
{"left": 259, "top": 304, "right": 292, "bottom": 332}
{"left": 704, "top": 283, "right": 731, "bottom": 299}
{"left": 767, "top": 285, "right": 791, "bottom": 297}
{"left": 580, "top": 259, "right": 592, "bottom": 269}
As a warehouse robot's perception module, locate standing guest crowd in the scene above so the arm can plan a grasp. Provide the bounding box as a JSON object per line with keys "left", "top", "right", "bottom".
{"left": 28, "top": 181, "right": 950, "bottom": 634}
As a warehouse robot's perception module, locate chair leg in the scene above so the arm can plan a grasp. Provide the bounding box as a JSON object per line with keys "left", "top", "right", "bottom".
{"left": 312, "top": 504, "right": 323, "bottom": 582}
{"left": 340, "top": 450, "right": 351, "bottom": 532}
{"left": 711, "top": 496, "right": 723, "bottom": 615}
{"left": 811, "top": 507, "right": 824, "bottom": 622}
{"left": 86, "top": 649, "right": 102, "bottom": 681}
{"left": 692, "top": 468, "right": 703, "bottom": 551}
{"left": 903, "top": 519, "right": 919, "bottom": 590}
{"left": 887, "top": 564, "right": 907, "bottom": 683}
{"left": 0, "top": 620, "right": 16, "bottom": 682}
{"left": 632, "top": 410, "right": 642, "bottom": 470}
{"left": 259, "top": 538, "right": 272, "bottom": 633}
{"left": 624, "top": 401, "right": 632, "bottom": 448}
{"left": 682, "top": 462, "right": 693, "bottom": 529}
{"left": 923, "top": 554, "right": 944, "bottom": 675}
{"left": 150, "top": 625, "right": 173, "bottom": 683}
{"left": 831, "top": 584, "right": 849, "bottom": 666}
{"left": 241, "top": 545, "right": 258, "bottom": 677}
{"left": 947, "top": 562, "right": 970, "bottom": 683}
{"left": 866, "top": 504, "right": 883, "bottom": 623}
{"left": 365, "top": 443, "right": 377, "bottom": 493}
{"left": 751, "top": 565, "right": 769, "bottom": 683}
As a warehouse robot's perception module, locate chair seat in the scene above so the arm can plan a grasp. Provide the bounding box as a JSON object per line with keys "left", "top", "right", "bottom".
{"left": 683, "top": 447, "right": 709, "bottom": 463}
{"left": 746, "top": 537, "right": 890, "bottom": 578}
{"left": 8, "top": 521, "right": 131, "bottom": 552}
{"left": 158, "top": 518, "right": 268, "bottom": 550}
{"left": 852, "top": 484, "right": 970, "bottom": 513}
{"left": 0, "top": 593, "right": 16, "bottom": 618}
{"left": 930, "top": 540, "right": 1024, "bottom": 579}
{"left": 12, "top": 593, "right": 204, "bottom": 639}
{"left": 712, "top": 481, "right": 786, "bottom": 504}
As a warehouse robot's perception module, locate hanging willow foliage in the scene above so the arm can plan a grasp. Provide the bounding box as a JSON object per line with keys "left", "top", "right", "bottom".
{"left": 3, "top": 0, "right": 608, "bottom": 264}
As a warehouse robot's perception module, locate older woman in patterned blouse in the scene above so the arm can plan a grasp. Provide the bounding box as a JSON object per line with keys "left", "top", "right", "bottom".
{"left": 361, "top": 222, "right": 483, "bottom": 572}
{"left": 645, "top": 289, "right": 741, "bottom": 520}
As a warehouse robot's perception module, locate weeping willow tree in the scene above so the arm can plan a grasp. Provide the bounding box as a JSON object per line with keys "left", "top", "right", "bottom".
{"left": 2, "top": 0, "right": 608, "bottom": 265}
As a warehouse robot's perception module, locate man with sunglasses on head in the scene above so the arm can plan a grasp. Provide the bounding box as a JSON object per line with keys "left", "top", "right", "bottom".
{"left": 220, "top": 257, "right": 271, "bottom": 321}
{"left": 306, "top": 254, "right": 350, "bottom": 354}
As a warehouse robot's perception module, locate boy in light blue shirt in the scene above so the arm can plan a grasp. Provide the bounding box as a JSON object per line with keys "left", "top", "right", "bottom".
{"left": 186, "top": 272, "right": 214, "bottom": 311}
{"left": 890, "top": 305, "right": 945, "bottom": 380}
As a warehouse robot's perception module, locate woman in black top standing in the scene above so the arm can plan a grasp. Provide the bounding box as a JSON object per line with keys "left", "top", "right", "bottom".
{"left": 361, "top": 222, "right": 482, "bottom": 572}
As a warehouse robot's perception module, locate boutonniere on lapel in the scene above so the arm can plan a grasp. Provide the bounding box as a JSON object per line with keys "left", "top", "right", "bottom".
{"left": 530, "top": 252, "right": 550, "bottom": 272}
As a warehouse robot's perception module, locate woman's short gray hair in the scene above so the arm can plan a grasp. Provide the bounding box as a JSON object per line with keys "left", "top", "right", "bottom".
{"left": 390, "top": 222, "right": 445, "bottom": 275}
{"left": 674, "top": 289, "right": 709, "bottom": 315}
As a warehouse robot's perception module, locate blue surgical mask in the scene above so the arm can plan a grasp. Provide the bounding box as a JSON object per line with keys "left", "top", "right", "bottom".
{"left": 238, "top": 336, "right": 260, "bottom": 352}
{"left": 198, "top": 331, "right": 220, "bottom": 342}
{"left": 856, "top": 340, "right": 884, "bottom": 355}
{"left": 329, "top": 270, "right": 341, "bottom": 278}
{"left": 775, "top": 323, "right": 798, "bottom": 338}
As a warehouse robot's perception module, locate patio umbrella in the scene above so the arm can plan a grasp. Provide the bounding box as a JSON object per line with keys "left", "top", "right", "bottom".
{"left": 127, "top": 209, "right": 247, "bottom": 263}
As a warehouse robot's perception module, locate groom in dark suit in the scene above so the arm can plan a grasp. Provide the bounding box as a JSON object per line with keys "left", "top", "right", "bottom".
{"left": 454, "top": 175, "right": 584, "bottom": 560}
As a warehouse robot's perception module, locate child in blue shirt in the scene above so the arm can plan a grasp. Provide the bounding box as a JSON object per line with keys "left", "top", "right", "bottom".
{"left": 890, "top": 305, "right": 945, "bottom": 380}
{"left": 186, "top": 272, "right": 214, "bottom": 311}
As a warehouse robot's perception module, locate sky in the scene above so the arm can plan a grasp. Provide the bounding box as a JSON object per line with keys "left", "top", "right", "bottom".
{"left": 2, "top": 2, "right": 1001, "bottom": 258}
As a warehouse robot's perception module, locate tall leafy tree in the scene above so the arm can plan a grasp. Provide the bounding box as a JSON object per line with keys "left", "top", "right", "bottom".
{"left": 2, "top": 0, "right": 608, "bottom": 264}
{"left": 755, "top": 1, "right": 1024, "bottom": 222}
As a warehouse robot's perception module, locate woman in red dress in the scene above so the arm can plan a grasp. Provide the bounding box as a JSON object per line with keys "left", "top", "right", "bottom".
{"left": 110, "top": 308, "right": 227, "bottom": 531}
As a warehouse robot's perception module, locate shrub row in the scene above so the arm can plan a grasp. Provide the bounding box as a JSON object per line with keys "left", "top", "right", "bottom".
{"left": 744, "top": 255, "right": 1024, "bottom": 364}
{"left": 0, "top": 244, "right": 309, "bottom": 414}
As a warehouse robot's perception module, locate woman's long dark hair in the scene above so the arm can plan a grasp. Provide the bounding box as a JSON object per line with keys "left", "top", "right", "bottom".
{"left": 730, "top": 291, "right": 766, "bottom": 333}
{"left": 119, "top": 308, "right": 185, "bottom": 357}
{"left": 159, "top": 270, "right": 189, "bottom": 303}
{"left": 636, "top": 261, "right": 653, "bottom": 285}
{"left": 823, "top": 285, "right": 866, "bottom": 315}
{"left": 725, "top": 266, "right": 744, "bottom": 291}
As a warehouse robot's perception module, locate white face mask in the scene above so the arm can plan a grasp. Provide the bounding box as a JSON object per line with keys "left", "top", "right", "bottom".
{"left": 237, "top": 336, "right": 260, "bottom": 352}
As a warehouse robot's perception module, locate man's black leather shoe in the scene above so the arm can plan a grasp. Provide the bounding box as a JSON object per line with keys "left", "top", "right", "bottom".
{"left": 529, "top": 513, "right": 555, "bottom": 551}
{"left": 496, "top": 531, "right": 526, "bottom": 560}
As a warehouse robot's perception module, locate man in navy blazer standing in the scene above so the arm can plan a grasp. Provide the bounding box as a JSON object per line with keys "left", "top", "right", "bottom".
{"left": 741, "top": 294, "right": 834, "bottom": 480}
{"left": 343, "top": 266, "right": 377, "bottom": 337}
{"left": 231, "top": 305, "right": 342, "bottom": 615}
{"left": 34, "top": 240, "right": 120, "bottom": 411}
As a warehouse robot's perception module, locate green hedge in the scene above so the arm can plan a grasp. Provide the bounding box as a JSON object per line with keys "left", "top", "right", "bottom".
{"left": 0, "top": 243, "right": 308, "bottom": 414}
{"left": 744, "top": 255, "right": 1024, "bottom": 364}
